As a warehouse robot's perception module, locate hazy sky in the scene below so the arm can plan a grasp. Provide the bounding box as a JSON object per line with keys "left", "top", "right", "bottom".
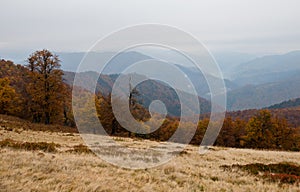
{"left": 1, "top": 0, "right": 300, "bottom": 57}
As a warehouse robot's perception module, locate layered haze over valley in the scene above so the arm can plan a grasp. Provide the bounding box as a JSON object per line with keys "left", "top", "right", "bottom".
{"left": 3, "top": 49, "right": 300, "bottom": 111}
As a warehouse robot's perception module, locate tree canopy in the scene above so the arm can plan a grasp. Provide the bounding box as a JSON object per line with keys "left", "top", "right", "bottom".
{"left": 26, "top": 50, "right": 67, "bottom": 124}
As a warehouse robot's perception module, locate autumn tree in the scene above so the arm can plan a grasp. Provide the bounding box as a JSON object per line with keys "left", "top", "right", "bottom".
{"left": 62, "top": 84, "right": 75, "bottom": 127}
{"left": 96, "top": 93, "right": 116, "bottom": 134}
{"left": 95, "top": 75, "right": 151, "bottom": 137}
{"left": 0, "top": 60, "right": 30, "bottom": 118}
{"left": 244, "top": 110, "right": 298, "bottom": 150}
{"left": 245, "top": 110, "right": 274, "bottom": 148}
{"left": 271, "top": 117, "right": 297, "bottom": 150}
{"left": 0, "top": 77, "right": 18, "bottom": 114}
{"left": 26, "top": 50, "right": 66, "bottom": 124}
{"left": 216, "top": 117, "right": 236, "bottom": 147}
{"left": 129, "top": 75, "right": 145, "bottom": 121}
{"left": 190, "top": 118, "right": 209, "bottom": 145}
{"left": 233, "top": 118, "right": 247, "bottom": 147}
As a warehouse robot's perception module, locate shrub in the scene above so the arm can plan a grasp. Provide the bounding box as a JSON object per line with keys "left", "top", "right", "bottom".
{"left": 221, "top": 162, "right": 300, "bottom": 184}
{"left": 66, "top": 144, "right": 93, "bottom": 154}
{"left": 0, "top": 138, "right": 59, "bottom": 152}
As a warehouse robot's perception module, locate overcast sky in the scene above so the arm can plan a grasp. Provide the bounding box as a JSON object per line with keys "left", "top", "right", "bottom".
{"left": 1, "top": 0, "right": 300, "bottom": 58}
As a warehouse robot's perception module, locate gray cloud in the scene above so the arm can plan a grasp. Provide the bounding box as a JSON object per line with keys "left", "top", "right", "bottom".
{"left": 1, "top": 0, "right": 300, "bottom": 55}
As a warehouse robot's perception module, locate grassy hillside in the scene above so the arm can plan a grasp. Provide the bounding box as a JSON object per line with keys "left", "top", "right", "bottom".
{"left": 0, "top": 114, "right": 300, "bottom": 191}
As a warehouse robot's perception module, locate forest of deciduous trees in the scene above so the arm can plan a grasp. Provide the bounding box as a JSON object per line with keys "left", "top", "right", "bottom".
{"left": 0, "top": 50, "right": 74, "bottom": 126}
{"left": 0, "top": 50, "right": 299, "bottom": 151}
{"left": 95, "top": 91, "right": 300, "bottom": 151}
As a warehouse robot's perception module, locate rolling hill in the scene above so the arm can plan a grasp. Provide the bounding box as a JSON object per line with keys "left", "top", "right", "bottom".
{"left": 58, "top": 51, "right": 236, "bottom": 98}
{"left": 59, "top": 50, "right": 300, "bottom": 112}
{"left": 63, "top": 71, "right": 212, "bottom": 117}
{"left": 223, "top": 51, "right": 300, "bottom": 110}
{"left": 226, "top": 78, "right": 300, "bottom": 111}
{"left": 267, "top": 98, "right": 300, "bottom": 109}
{"left": 232, "top": 50, "right": 300, "bottom": 86}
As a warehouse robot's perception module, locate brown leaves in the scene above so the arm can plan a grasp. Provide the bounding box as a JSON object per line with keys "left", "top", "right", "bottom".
{"left": 26, "top": 50, "right": 67, "bottom": 124}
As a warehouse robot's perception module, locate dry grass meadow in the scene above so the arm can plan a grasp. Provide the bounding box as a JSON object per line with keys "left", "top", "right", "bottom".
{"left": 0, "top": 115, "right": 300, "bottom": 192}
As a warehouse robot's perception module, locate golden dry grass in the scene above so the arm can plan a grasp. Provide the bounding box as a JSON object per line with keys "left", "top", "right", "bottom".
{"left": 0, "top": 116, "right": 300, "bottom": 192}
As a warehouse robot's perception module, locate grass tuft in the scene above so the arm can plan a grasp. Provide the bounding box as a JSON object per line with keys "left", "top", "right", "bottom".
{"left": 221, "top": 162, "right": 300, "bottom": 184}
{"left": 66, "top": 144, "right": 93, "bottom": 154}
{"left": 0, "top": 138, "right": 59, "bottom": 152}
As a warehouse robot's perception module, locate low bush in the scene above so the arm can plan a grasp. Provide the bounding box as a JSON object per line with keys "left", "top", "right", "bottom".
{"left": 0, "top": 138, "right": 59, "bottom": 152}
{"left": 221, "top": 162, "right": 300, "bottom": 184}
{"left": 66, "top": 144, "right": 93, "bottom": 154}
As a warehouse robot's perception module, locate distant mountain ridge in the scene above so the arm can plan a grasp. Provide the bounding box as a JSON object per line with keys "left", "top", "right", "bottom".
{"left": 267, "top": 98, "right": 300, "bottom": 109}
{"left": 60, "top": 50, "right": 300, "bottom": 111}
{"left": 63, "top": 71, "right": 212, "bottom": 117}
{"left": 231, "top": 50, "right": 300, "bottom": 86}
{"left": 59, "top": 51, "right": 236, "bottom": 99}
{"left": 223, "top": 50, "right": 300, "bottom": 110}
{"left": 226, "top": 78, "right": 300, "bottom": 111}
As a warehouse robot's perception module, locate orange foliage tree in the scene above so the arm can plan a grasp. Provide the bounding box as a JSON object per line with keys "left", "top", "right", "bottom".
{"left": 0, "top": 77, "right": 19, "bottom": 114}
{"left": 26, "top": 50, "right": 67, "bottom": 124}
{"left": 244, "top": 110, "right": 298, "bottom": 150}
